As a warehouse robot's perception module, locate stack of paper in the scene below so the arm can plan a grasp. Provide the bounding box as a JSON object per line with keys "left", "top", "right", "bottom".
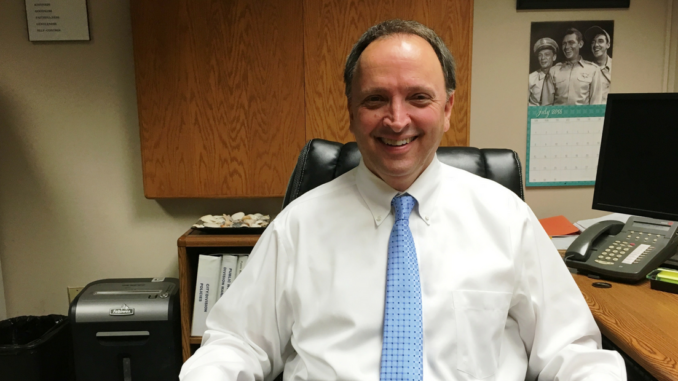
{"left": 538, "top": 215, "right": 581, "bottom": 251}
{"left": 551, "top": 236, "right": 579, "bottom": 251}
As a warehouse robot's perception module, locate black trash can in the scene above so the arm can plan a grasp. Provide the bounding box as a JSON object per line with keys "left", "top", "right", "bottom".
{"left": 0, "top": 315, "right": 74, "bottom": 381}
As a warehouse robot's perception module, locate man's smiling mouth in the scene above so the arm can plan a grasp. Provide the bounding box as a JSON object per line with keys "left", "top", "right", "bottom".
{"left": 380, "top": 137, "right": 416, "bottom": 146}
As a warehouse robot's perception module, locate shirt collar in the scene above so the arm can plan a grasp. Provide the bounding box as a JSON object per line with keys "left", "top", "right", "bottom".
{"left": 356, "top": 155, "right": 442, "bottom": 226}
{"left": 563, "top": 56, "right": 584, "bottom": 68}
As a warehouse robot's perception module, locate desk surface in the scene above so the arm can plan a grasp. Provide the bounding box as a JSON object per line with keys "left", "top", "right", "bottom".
{"left": 571, "top": 274, "right": 678, "bottom": 381}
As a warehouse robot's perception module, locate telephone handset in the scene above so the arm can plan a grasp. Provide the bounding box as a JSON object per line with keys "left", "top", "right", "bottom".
{"left": 564, "top": 216, "right": 678, "bottom": 283}
{"left": 566, "top": 220, "right": 624, "bottom": 262}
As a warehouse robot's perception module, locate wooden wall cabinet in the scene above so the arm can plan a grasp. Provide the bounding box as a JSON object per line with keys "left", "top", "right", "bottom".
{"left": 177, "top": 229, "right": 259, "bottom": 361}
{"left": 131, "top": 0, "right": 473, "bottom": 198}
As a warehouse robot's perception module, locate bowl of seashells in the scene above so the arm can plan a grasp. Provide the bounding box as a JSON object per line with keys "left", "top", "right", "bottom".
{"left": 192, "top": 212, "right": 270, "bottom": 234}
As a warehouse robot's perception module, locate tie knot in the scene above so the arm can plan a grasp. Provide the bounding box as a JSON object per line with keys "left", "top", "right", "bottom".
{"left": 392, "top": 194, "right": 416, "bottom": 221}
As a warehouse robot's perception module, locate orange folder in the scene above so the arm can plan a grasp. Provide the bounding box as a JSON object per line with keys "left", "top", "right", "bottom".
{"left": 538, "top": 215, "right": 580, "bottom": 237}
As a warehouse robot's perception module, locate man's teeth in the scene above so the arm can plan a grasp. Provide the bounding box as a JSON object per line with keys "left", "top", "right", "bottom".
{"left": 381, "top": 137, "right": 413, "bottom": 146}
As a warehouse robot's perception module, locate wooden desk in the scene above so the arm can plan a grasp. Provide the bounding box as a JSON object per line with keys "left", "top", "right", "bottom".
{"left": 572, "top": 274, "right": 678, "bottom": 381}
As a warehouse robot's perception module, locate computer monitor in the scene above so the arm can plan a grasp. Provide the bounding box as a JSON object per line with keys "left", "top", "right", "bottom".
{"left": 593, "top": 93, "right": 678, "bottom": 267}
{"left": 593, "top": 93, "right": 678, "bottom": 222}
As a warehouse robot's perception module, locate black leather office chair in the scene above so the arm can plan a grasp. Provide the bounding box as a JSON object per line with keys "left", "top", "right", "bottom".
{"left": 282, "top": 138, "right": 524, "bottom": 209}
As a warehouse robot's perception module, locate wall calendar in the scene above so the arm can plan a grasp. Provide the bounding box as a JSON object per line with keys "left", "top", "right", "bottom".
{"left": 526, "top": 105, "right": 606, "bottom": 186}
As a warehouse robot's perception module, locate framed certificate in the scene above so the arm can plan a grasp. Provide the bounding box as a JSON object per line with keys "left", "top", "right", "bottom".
{"left": 25, "top": 0, "right": 90, "bottom": 41}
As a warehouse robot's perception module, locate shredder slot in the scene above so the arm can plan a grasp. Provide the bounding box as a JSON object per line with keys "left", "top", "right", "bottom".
{"left": 96, "top": 331, "right": 150, "bottom": 346}
{"left": 93, "top": 290, "right": 163, "bottom": 295}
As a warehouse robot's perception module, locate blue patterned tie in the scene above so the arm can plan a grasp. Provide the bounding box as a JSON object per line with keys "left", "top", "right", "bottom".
{"left": 380, "top": 194, "right": 423, "bottom": 381}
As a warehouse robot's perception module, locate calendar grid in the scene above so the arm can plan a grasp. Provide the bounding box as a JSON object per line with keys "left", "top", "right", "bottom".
{"left": 526, "top": 105, "right": 606, "bottom": 186}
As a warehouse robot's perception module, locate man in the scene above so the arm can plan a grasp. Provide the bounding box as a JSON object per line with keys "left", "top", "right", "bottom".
{"left": 542, "top": 28, "right": 604, "bottom": 105}
{"left": 528, "top": 37, "right": 558, "bottom": 106}
{"left": 586, "top": 26, "right": 612, "bottom": 102}
{"left": 179, "top": 20, "right": 626, "bottom": 380}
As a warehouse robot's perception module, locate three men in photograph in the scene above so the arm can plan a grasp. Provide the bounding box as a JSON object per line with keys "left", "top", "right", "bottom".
{"left": 541, "top": 28, "right": 604, "bottom": 106}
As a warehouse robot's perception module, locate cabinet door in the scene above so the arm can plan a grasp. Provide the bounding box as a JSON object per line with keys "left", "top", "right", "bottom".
{"left": 131, "top": 0, "right": 306, "bottom": 198}
{"left": 303, "top": 0, "right": 473, "bottom": 146}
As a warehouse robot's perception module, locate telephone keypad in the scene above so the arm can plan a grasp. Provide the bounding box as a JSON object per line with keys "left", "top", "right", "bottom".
{"left": 594, "top": 228, "right": 668, "bottom": 267}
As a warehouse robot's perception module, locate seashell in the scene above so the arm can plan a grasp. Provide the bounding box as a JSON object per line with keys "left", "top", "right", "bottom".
{"left": 231, "top": 212, "right": 245, "bottom": 221}
{"left": 253, "top": 213, "right": 264, "bottom": 220}
{"left": 221, "top": 220, "right": 233, "bottom": 227}
{"left": 251, "top": 220, "right": 265, "bottom": 227}
{"left": 193, "top": 224, "right": 205, "bottom": 228}
{"left": 203, "top": 222, "right": 221, "bottom": 228}
{"left": 200, "top": 215, "right": 218, "bottom": 223}
{"left": 222, "top": 214, "right": 232, "bottom": 222}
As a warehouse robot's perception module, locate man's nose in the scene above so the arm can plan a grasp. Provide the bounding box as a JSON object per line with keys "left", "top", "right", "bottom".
{"left": 384, "top": 100, "right": 410, "bottom": 131}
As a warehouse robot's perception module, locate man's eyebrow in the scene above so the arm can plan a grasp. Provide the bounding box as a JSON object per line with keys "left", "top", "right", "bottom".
{"left": 357, "top": 86, "right": 388, "bottom": 95}
{"left": 357, "top": 85, "right": 437, "bottom": 95}
{"left": 404, "top": 85, "right": 436, "bottom": 94}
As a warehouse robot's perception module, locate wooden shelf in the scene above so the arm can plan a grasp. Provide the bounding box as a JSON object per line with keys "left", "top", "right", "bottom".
{"left": 178, "top": 229, "right": 261, "bottom": 248}
{"left": 178, "top": 228, "right": 261, "bottom": 361}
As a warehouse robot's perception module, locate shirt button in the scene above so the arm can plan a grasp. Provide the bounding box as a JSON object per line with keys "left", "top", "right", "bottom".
{"left": 425, "top": 216, "right": 429, "bottom": 221}
{"left": 376, "top": 216, "right": 381, "bottom": 222}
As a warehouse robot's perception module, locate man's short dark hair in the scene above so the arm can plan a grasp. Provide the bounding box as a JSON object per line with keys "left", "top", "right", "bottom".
{"left": 343, "top": 19, "right": 456, "bottom": 102}
{"left": 564, "top": 28, "right": 583, "bottom": 43}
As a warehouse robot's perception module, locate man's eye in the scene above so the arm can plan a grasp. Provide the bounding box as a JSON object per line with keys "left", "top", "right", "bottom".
{"left": 410, "top": 94, "right": 432, "bottom": 105}
{"left": 362, "top": 96, "right": 386, "bottom": 108}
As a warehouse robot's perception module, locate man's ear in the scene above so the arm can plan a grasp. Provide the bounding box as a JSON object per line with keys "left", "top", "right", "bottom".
{"left": 347, "top": 100, "right": 353, "bottom": 122}
{"left": 577, "top": 40, "right": 584, "bottom": 49}
{"left": 443, "top": 92, "right": 455, "bottom": 133}
{"left": 347, "top": 100, "right": 356, "bottom": 135}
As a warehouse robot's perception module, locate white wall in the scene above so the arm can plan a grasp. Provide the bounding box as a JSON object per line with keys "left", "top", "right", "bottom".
{"left": 471, "top": 0, "right": 674, "bottom": 221}
{"left": 0, "top": 0, "right": 676, "bottom": 318}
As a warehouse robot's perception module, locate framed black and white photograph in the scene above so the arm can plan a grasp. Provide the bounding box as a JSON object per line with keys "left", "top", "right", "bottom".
{"left": 517, "top": 0, "right": 630, "bottom": 10}
{"left": 528, "top": 20, "right": 614, "bottom": 106}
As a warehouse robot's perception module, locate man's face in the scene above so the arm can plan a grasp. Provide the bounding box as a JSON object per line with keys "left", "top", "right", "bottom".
{"left": 562, "top": 33, "right": 583, "bottom": 61}
{"left": 537, "top": 49, "right": 556, "bottom": 70}
{"left": 591, "top": 33, "right": 610, "bottom": 59}
{"left": 348, "top": 34, "right": 454, "bottom": 191}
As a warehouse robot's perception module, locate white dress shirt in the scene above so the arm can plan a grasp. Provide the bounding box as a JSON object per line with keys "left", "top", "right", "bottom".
{"left": 180, "top": 157, "right": 626, "bottom": 381}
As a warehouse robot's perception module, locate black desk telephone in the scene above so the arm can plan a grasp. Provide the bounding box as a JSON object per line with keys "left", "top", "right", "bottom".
{"left": 564, "top": 216, "right": 678, "bottom": 283}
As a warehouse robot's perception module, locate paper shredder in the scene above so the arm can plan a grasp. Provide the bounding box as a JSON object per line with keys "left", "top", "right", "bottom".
{"left": 69, "top": 278, "right": 181, "bottom": 381}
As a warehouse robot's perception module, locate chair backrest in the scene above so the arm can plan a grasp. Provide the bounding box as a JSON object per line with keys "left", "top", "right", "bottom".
{"left": 282, "top": 139, "right": 524, "bottom": 209}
